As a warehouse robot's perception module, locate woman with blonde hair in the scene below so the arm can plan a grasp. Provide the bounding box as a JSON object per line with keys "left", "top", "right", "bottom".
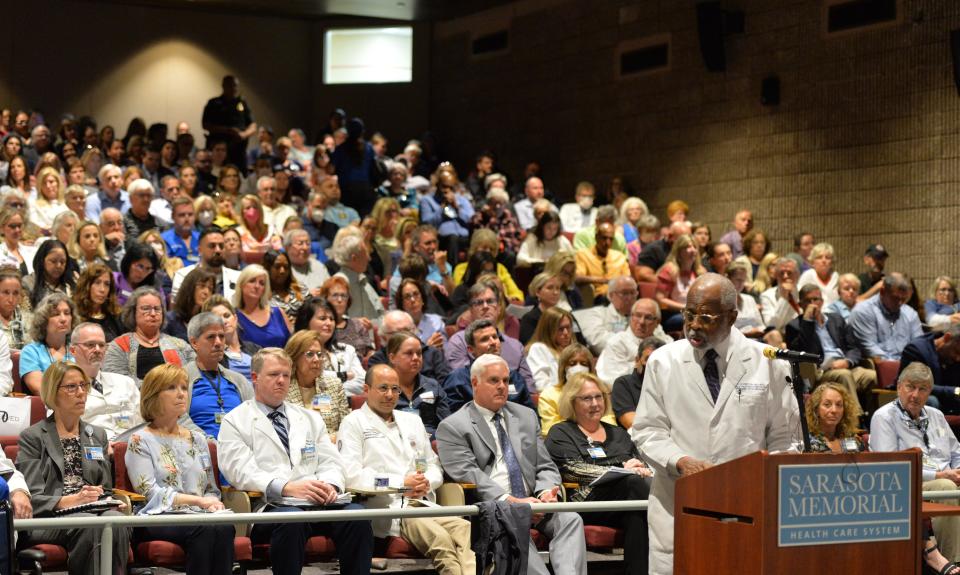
{"left": 798, "top": 242, "right": 840, "bottom": 306}
{"left": 237, "top": 194, "right": 281, "bottom": 254}
{"left": 68, "top": 221, "right": 108, "bottom": 272}
{"left": 751, "top": 251, "right": 780, "bottom": 295}
{"left": 655, "top": 234, "right": 706, "bottom": 332}
{"left": 370, "top": 197, "right": 401, "bottom": 274}
{"left": 284, "top": 329, "right": 350, "bottom": 440}
{"left": 536, "top": 343, "right": 618, "bottom": 435}
{"left": 926, "top": 276, "right": 960, "bottom": 331}
{"left": 520, "top": 271, "right": 586, "bottom": 344}
{"left": 30, "top": 166, "right": 69, "bottom": 233}
{"left": 543, "top": 250, "right": 582, "bottom": 310}
{"left": 525, "top": 307, "right": 576, "bottom": 392}
{"left": 124, "top": 363, "right": 235, "bottom": 575}
{"left": 48, "top": 210, "right": 78, "bottom": 248}
{"left": 805, "top": 381, "right": 863, "bottom": 454}
{"left": 451, "top": 228, "right": 523, "bottom": 302}
{"left": 193, "top": 194, "right": 217, "bottom": 229}
{"left": 64, "top": 184, "right": 88, "bottom": 221}
{"left": 233, "top": 263, "right": 291, "bottom": 348}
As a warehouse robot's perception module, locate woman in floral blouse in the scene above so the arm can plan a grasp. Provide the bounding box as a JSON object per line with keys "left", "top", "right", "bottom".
{"left": 125, "top": 364, "right": 235, "bottom": 575}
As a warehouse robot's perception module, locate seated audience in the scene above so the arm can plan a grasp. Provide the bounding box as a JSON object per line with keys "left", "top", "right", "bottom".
{"left": 21, "top": 293, "right": 77, "bottom": 395}
{"left": 47, "top": 210, "right": 79, "bottom": 248}
{"left": 202, "top": 295, "right": 258, "bottom": 382}
{"left": 125, "top": 364, "right": 235, "bottom": 575}
{"left": 798, "top": 242, "right": 840, "bottom": 307}
{"left": 368, "top": 310, "right": 450, "bottom": 384}
{"left": 442, "top": 318, "right": 535, "bottom": 414}
{"left": 316, "top": 277, "right": 375, "bottom": 360}
{"left": 285, "top": 228, "right": 330, "bottom": 296}
{"left": 395, "top": 277, "right": 445, "bottom": 349}
{"left": 233, "top": 263, "right": 293, "bottom": 349}
{"left": 161, "top": 196, "right": 201, "bottom": 266}
{"left": 172, "top": 227, "right": 242, "bottom": 302}
{"left": 165, "top": 267, "right": 217, "bottom": 341}
{"left": 291, "top": 296, "right": 365, "bottom": 396}
{"left": 332, "top": 232, "right": 384, "bottom": 325}
{"left": 470, "top": 184, "right": 523, "bottom": 268}
{"left": 785, "top": 232, "right": 815, "bottom": 274}
{"left": 100, "top": 207, "right": 127, "bottom": 271}
{"left": 526, "top": 307, "right": 576, "bottom": 392}
{"left": 538, "top": 344, "right": 613, "bottom": 436}
{"left": 451, "top": 229, "right": 523, "bottom": 302}
{"left": 123, "top": 179, "right": 162, "bottom": 238}
{"left": 805, "top": 382, "right": 863, "bottom": 453}
{"left": 543, "top": 250, "right": 582, "bottom": 310}
{"left": 0, "top": 208, "right": 37, "bottom": 274}
{"left": 419, "top": 171, "right": 474, "bottom": 264}
{"left": 849, "top": 272, "right": 922, "bottom": 362}
{"left": 597, "top": 298, "right": 667, "bottom": 383}
{"left": 575, "top": 222, "right": 630, "bottom": 302}
{"left": 558, "top": 181, "right": 597, "bottom": 234}
{"left": 732, "top": 228, "right": 770, "bottom": 293}
{"left": 263, "top": 248, "right": 303, "bottom": 321}
{"left": 870, "top": 363, "right": 960, "bottom": 564}
{"left": 825, "top": 273, "right": 860, "bottom": 319}
{"left": 858, "top": 243, "right": 888, "bottom": 302}
{"left": 388, "top": 224, "right": 454, "bottom": 301}
{"left": 513, "top": 176, "right": 556, "bottom": 231}
{"left": 725, "top": 261, "right": 764, "bottom": 338}
{"left": 17, "top": 361, "right": 131, "bottom": 575}
{"left": 544, "top": 373, "right": 652, "bottom": 575}
{"left": 572, "top": 205, "right": 626, "bottom": 254}
{"left": 574, "top": 276, "right": 638, "bottom": 354}
{"left": 927, "top": 276, "right": 960, "bottom": 332}
{"left": 717, "top": 209, "right": 752, "bottom": 259}
{"left": 786, "top": 285, "right": 876, "bottom": 414}
{"left": 618, "top": 196, "right": 649, "bottom": 245}
{"left": 654, "top": 233, "right": 705, "bottom": 332}
{"left": 75, "top": 263, "right": 124, "bottom": 341}
{"left": 218, "top": 348, "right": 375, "bottom": 575}
{"left": 139, "top": 228, "right": 180, "bottom": 296}
{"left": 627, "top": 214, "right": 660, "bottom": 267}
{"left": 283, "top": 325, "right": 350, "bottom": 440}
{"left": 704, "top": 241, "right": 733, "bottom": 275}
{"left": 634, "top": 220, "right": 691, "bottom": 283}
{"left": 339, "top": 364, "right": 476, "bottom": 575}
{"left": 436, "top": 354, "right": 588, "bottom": 575}
{"left": 70, "top": 322, "right": 142, "bottom": 440}
{"left": 387, "top": 331, "right": 450, "bottom": 436}
{"left": 182, "top": 312, "right": 252, "bottom": 439}
{"left": 396, "top": 253, "right": 453, "bottom": 316}
{"left": 900, "top": 324, "right": 960, "bottom": 415}
{"left": 612, "top": 337, "right": 666, "bottom": 429}
{"left": 102, "top": 286, "right": 196, "bottom": 386}
{"left": 115, "top": 241, "right": 163, "bottom": 306}
{"left": 759, "top": 257, "right": 801, "bottom": 333}
{"left": 518, "top": 210, "right": 573, "bottom": 267}
{"left": 0, "top": 265, "right": 31, "bottom": 349}
{"left": 520, "top": 271, "right": 578, "bottom": 344}
{"left": 237, "top": 193, "right": 281, "bottom": 253}
{"left": 23, "top": 239, "right": 76, "bottom": 309}
{"left": 450, "top": 278, "right": 522, "bottom": 348}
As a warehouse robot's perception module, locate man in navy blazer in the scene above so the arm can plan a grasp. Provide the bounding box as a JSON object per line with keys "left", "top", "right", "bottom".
{"left": 900, "top": 324, "right": 960, "bottom": 414}
{"left": 436, "top": 354, "right": 587, "bottom": 575}
{"left": 785, "top": 285, "right": 876, "bottom": 412}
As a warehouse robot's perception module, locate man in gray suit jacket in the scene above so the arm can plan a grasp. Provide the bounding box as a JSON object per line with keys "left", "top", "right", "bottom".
{"left": 436, "top": 354, "right": 587, "bottom": 575}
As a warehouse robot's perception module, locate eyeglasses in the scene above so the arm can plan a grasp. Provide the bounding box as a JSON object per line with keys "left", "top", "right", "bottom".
{"left": 612, "top": 290, "right": 638, "bottom": 298}
{"left": 631, "top": 313, "right": 659, "bottom": 321}
{"left": 575, "top": 394, "right": 604, "bottom": 404}
{"left": 132, "top": 262, "right": 154, "bottom": 274}
{"left": 681, "top": 309, "right": 726, "bottom": 327}
{"left": 303, "top": 350, "right": 324, "bottom": 360}
{"left": 75, "top": 341, "right": 107, "bottom": 350}
{"left": 373, "top": 385, "right": 401, "bottom": 395}
{"left": 138, "top": 305, "right": 163, "bottom": 315}
{"left": 471, "top": 298, "right": 498, "bottom": 308}
{"left": 6, "top": 202, "right": 24, "bottom": 210}
{"left": 59, "top": 382, "right": 91, "bottom": 395}
{"left": 402, "top": 292, "right": 422, "bottom": 301}
{"left": 327, "top": 293, "right": 348, "bottom": 301}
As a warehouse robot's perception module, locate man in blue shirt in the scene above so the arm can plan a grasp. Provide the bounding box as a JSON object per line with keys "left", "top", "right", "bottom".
{"left": 319, "top": 176, "right": 359, "bottom": 229}
{"left": 848, "top": 272, "right": 923, "bottom": 363}
{"left": 161, "top": 197, "right": 201, "bottom": 266}
{"left": 388, "top": 225, "right": 452, "bottom": 303}
{"left": 85, "top": 164, "right": 130, "bottom": 223}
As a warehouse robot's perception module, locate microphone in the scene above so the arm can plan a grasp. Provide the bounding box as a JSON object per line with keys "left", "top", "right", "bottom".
{"left": 762, "top": 347, "right": 822, "bottom": 364}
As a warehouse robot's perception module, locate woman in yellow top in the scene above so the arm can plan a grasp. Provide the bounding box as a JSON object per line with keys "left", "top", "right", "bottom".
{"left": 451, "top": 229, "right": 523, "bottom": 303}
{"left": 537, "top": 343, "right": 617, "bottom": 436}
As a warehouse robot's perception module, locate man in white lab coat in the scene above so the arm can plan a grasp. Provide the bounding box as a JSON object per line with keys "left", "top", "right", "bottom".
{"left": 338, "top": 364, "right": 475, "bottom": 575}
{"left": 218, "top": 348, "right": 373, "bottom": 575}
{"left": 633, "top": 273, "right": 799, "bottom": 575}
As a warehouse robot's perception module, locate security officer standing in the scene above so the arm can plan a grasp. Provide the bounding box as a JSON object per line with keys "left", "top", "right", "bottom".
{"left": 202, "top": 75, "right": 257, "bottom": 172}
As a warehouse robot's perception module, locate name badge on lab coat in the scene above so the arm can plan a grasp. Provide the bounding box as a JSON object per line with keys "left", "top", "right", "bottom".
{"left": 301, "top": 442, "right": 317, "bottom": 461}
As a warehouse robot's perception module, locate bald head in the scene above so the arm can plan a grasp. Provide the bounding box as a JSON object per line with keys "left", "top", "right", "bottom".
{"left": 667, "top": 220, "right": 692, "bottom": 242}
{"left": 380, "top": 310, "right": 416, "bottom": 346}
{"left": 684, "top": 273, "right": 738, "bottom": 349}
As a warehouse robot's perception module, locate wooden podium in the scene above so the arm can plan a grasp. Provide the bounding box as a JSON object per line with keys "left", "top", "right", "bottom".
{"left": 674, "top": 450, "right": 922, "bottom": 575}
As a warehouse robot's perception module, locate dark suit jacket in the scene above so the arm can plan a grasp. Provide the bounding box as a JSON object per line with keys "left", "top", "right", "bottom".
{"left": 436, "top": 401, "right": 561, "bottom": 502}
{"left": 900, "top": 333, "right": 960, "bottom": 399}
{"left": 785, "top": 313, "right": 861, "bottom": 366}
{"left": 17, "top": 416, "right": 114, "bottom": 516}
{"left": 442, "top": 366, "right": 536, "bottom": 414}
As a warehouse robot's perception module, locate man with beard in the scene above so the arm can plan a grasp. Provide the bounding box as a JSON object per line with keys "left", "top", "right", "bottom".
{"left": 633, "top": 273, "right": 799, "bottom": 574}
{"left": 171, "top": 227, "right": 241, "bottom": 301}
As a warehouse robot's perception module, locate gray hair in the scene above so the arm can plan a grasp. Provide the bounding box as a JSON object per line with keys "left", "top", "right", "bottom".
{"left": 470, "top": 353, "right": 508, "bottom": 382}
{"left": 634, "top": 297, "right": 661, "bottom": 320}
{"left": 257, "top": 175, "right": 276, "bottom": 191}
{"left": 465, "top": 318, "right": 497, "bottom": 347}
{"left": 283, "top": 228, "right": 310, "bottom": 251}
{"left": 30, "top": 293, "right": 79, "bottom": 343}
{"left": 637, "top": 214, "right": 660, "bottom": 230}
{"left": 381, "top": 310, "right": 416, "bottom": 339}
{"left": 883, "top": 272, "right": 910, "bottom": 292}
{"left": 70, "top": 322, "right": 104, "bottom": 344}
{"left": 689, "top": 273, "right": 737, "bottom": 312}
{"left": 51, "top": 211, "right": 79, "bottom": 236}
{"left": 98, "top": 163, "right": 121, "bottom": 182}
{"left": 596, "top": 205, "right": 618, "bottom": 223}
{"left": 126, "top": 178, "right": 155, "bottom": 197}
{"left": 187, "top": 311, "right": 225, "bottom": 341}
{"left": 775, "top": 257, "right": 798, "bottom": 275}
{"left": 332, "top": 233, "right": 365, "bottom": 266}
{"left": 607, "top": 275, "right": 637, "bottom": 294}
{"left": 467, "top": 281, "right": 499, "bottom": 302}
{"left": 897, "top": 362, "right": 933, "bottom": 387}
{"left": 121, "top": 286, "right": 166, "bottom": 332}
{"left": 637, "top": 336, "right": 666, "bottom": 358}
{"left": 838, "top": 272, "right": 861, "bottom": 291}
{"left": 808, "top": 242, "right": 834, "bottom": 262}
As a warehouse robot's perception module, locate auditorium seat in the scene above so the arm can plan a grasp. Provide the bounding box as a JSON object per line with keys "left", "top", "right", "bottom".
{"left": 583, "top": 525, "right": 624, "bottom": 551}
{"left": 513, "top": 265, "right": 541, "bottom": 297}
{"left": 11, "top": 350, "right": 20, "bottom": 395}
{"left": 349, "top": 394, "right": 367, "bottom": 410}
{"left": 874, "top": 360, "right": 900, "bottom": 389}
{"left": 242, "top": 251, "right": 264, "bottom": 265}
{"left": 375, "top": 536, "right": 424, "bottom": 559}
{"left": 637, "top": 281, "right": 657, "bottom": 300}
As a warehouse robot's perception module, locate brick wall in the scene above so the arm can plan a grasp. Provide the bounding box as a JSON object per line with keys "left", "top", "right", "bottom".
{"left": 430, "top": 0, "right": 960, "bottom": 290}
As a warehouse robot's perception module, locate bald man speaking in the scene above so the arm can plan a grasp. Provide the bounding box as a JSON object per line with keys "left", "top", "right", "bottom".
{"left": 633, "top": 273, "right": 799, "bottom": 574}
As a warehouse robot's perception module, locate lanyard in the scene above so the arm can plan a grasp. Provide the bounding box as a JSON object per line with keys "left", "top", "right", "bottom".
{"left": 201, "top": 370, "right": 226, "bottom": 411}
{"left": 895, "top": 399, "right": 929, "bottom": 448}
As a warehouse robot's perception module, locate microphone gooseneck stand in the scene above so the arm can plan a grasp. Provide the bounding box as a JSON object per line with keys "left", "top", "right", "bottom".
{"left": 788, "top": 358, "right": 812, "bottom": 453}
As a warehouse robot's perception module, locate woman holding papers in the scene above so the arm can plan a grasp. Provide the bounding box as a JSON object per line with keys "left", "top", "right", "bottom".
{"left": 124, "top": 364, "right": 235, "bottom": 575}
{"left": 17, "top": 360, "right": 131, "bottom": 575}
{"left": 545, "top": 372, "right": 652, "bottom": 575}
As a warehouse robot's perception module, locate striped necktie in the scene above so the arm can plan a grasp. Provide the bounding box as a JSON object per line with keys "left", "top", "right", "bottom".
{"left": 268, "top": 410, "right": 290, "bottom": 455}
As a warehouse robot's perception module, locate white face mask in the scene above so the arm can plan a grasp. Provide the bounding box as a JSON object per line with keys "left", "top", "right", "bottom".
{"left": 198, "top": 210, "right": 214, "bottom": 227}
{"left": 311, "top": 208, "right": 325, "bottom": 223}
{"left": 577, "top": 197, "right": 594, "bottom": 211}
{"left": 566, "top": 364, "right": 590, "bottom": 380}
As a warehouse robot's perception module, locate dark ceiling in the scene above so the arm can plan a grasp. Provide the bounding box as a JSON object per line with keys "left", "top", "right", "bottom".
{"left": 77, "top": 0, "right": 514, "bottom": 21}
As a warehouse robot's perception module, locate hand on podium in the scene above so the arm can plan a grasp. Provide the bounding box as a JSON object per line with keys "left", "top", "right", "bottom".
{"left": 677, "top": 456, "right": 714, "bottom": 476}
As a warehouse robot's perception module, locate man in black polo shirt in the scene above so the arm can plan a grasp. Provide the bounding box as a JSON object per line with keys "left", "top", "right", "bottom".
{"left": 611, "top": 336, "right": 665, "bottom": 430}
{"left": 634, "top": 220, "right": 691, "bottom": 283}
{"left": 202, "top": 75, "right": 257, "bottom": 172}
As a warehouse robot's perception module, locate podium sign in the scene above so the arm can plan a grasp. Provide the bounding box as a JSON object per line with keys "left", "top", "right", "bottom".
{"left": 778, "top": 461, "right": 912, "bottom": 546}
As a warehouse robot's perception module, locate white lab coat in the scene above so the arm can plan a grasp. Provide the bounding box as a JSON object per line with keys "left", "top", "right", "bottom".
{"left": 633, "top": 329, "right": 799, "bottom": 575}
{"left": 218, "top": 400, "right": 344, "bottom": 509}
{"left": 337, "top": 404, "right": 443, "bottom": 537}
{"left": 82, "top": 370, "right": 142, "bottom": 441}
{"left": 759, "top": 286, "right": 799, "bottom": 332}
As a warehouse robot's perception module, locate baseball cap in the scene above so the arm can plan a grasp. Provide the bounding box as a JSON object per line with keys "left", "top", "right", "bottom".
{"left": 864, "top": 244, "right": 889, "bottom": 259}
